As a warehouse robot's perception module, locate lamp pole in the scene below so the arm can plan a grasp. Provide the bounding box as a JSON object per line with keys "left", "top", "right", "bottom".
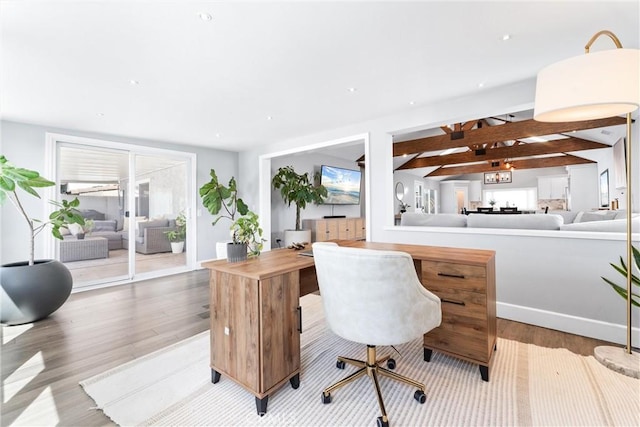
{"left": 534, "top": 30, "right": 639, "bottom": 376}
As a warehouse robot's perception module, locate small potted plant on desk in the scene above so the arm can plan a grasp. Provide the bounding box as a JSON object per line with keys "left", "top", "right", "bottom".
{"left": 0, "top": 155, "right": 85, "bottom": 325}
{"left": 164, "top": 211, "right": 186, "bottom": 253}
{"left": 271, "top": 165, "right": 327, "bottom": 247}
{"left": 227, "top": 211, "right": 266, "bottom": 262}
{"left": 199, "top": 169, "right": 249, "bottom": 259}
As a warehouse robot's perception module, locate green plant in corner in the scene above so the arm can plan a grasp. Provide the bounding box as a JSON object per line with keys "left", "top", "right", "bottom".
{"left": 164, "top": 211, "right": 186, "bottom": 242}
{"left": 230, "top": 211, "right": 266, "bottom": 257}
{"left": 199, "top": 169, "right": 248, "bottom": 225}
{"left": 601, "top": 245, "right": 640, "bottom": 307}
{"left": 0, "top": 155, "right": 85, "bottom": 265}
{"left": 271, "top": 166, "right": 327, "bottom": 231}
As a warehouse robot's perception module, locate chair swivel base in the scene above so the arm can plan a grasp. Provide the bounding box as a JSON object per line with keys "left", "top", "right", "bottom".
{"left": 321, "top": 345, "right": 426, "bottom": 427}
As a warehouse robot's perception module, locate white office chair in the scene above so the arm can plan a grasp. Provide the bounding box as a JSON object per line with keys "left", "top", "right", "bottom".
{"left": 312, "top": 242, "right": 442, "bottom": 427}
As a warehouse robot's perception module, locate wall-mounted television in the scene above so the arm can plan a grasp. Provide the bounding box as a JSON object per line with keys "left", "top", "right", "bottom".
{"left": 320, "top": 165, "right": 361, "bottom": 205}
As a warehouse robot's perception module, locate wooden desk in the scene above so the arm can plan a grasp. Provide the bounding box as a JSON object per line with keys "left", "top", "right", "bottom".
{"left": 202, "top": 241, "right": 496, "bottom": 415}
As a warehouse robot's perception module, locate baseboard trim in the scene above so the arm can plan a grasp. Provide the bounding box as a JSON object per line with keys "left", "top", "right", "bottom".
{"left": 497, "top": 302, "right": 640, "bottom": 346}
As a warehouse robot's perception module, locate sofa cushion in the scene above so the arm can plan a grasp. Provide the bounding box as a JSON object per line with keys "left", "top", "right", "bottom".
{"left": 560, "top": 216, "right": 640, "bottom": 232}
{"left": 548, "top": 210, "right": 578, "bottom": 224}
{"left": 575, "top": 211, "right": 617, "bottom": 223}
{"left": 400, "top": 213, "right": 467, "bottom": 227}
{"left": 467, "top": 214, "right": 563, "bottom": 230}
{"left": 79, "top": 209, "right": 105, "bottom": 220}
{"left": 92, "top": 219, "right": 117, "bottom": 232}
{"left": 138, "top": 219, "right": 170, "bottom": 237}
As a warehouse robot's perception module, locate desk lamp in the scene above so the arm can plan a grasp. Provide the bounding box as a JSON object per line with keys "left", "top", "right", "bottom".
{"left": 534, "top": 30, "right": 639, "bottom": 377}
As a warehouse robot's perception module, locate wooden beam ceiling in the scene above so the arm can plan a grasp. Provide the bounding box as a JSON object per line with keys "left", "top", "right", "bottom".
{"left": 397, "top": 137, "right": 609, "bottom": 169}
{"left": 425, "top": 154, "right": 595, "bottom": 177}
{"left": 393, "top": 116, "right": 625, "bottom": 157}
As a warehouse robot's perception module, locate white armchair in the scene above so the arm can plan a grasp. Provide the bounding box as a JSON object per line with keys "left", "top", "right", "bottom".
{"left": 312, "top": 242, "right": 442, "bottom": 427}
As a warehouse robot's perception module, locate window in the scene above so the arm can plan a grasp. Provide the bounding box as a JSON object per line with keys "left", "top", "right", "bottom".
{"left": 483, "top": 188, "right": 537, "bottom": 210}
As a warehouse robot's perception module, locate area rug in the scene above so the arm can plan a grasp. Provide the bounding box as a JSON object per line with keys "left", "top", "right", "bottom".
{"left": 80, "top": 294, "right": 639, "bottom": 426}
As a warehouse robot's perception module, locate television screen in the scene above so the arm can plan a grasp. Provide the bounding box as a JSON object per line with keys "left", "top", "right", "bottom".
{"left": 320, "top": 165, "right": 361, "bottom": 205}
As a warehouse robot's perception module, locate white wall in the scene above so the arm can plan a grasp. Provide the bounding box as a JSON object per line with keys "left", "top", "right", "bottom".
{"left": 0, "top": 120, "right": 238, "bottom": 265}
{"left": 567, "top": 164, "right": 599, "bottom": 212}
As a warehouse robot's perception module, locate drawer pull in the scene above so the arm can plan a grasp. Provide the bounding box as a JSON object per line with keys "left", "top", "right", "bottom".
{"left": 441, "top": 298, "right": 466, "bottom": 306}
{"left": 297, "top": 306, "right": 302, "bottom": 333}
{"left": 437, "top": 272, "right": 465, "bottom": 279}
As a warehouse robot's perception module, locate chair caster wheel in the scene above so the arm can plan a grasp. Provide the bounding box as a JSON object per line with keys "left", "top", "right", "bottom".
{"left": 386, "top": 358, "right": 396, "bottom": 370}
{"left": 322, "top": 392, "right": 332, "bottom": 404}
{"left": 336, "top": 360, "right": 346, "bottom": 369}
{"left": 377, "top": 416, "right": 389, "bottom": 427}
{"left": 414, "top": 390, "right": 426, "bottom": 404}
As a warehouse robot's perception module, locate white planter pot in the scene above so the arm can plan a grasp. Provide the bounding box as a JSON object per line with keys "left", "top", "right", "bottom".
{"left": 283, "top": 229, "right": 311, "bottom": 247}
{"left": 216, "top": 240, "right": 232, "bottom": 259}
{"left": 171, "top": 241, "right": 185, "bottom": 254}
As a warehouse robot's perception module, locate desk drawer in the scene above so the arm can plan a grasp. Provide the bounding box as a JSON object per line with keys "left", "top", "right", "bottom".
{"left": 431, "top": 288, "right": 487, "bottom": 321}
{"left": 422, "top": 261, "right": 486, "bottom": 293}
{"left": 424, "top": 326, "right": 490, "bottom": 363}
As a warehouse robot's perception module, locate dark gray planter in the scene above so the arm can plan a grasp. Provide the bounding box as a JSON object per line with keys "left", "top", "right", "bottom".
{"left": 1, "top": 259, "right": 73, "bottom": 325}
{"left": 227, "top": 243, "right": 248, "bottom": 263}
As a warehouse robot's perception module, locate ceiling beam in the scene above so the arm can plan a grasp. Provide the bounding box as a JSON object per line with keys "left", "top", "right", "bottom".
{"left": 397, "top": 137, "right": 609, "bottom": 169}
{"left": 393, "top": 116, "right": 626, "bottom": 157}
{"left": 425, "top": 155, "right": 595, "bottom": 177}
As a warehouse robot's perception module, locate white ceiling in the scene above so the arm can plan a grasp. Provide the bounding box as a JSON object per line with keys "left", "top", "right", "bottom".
{"left": 1, "top": 1, "right": 639, "bottom": 153}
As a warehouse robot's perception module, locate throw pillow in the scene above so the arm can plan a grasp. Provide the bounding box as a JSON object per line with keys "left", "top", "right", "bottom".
{"left": 68, "top": 223, "right": 83, "bottom": 236}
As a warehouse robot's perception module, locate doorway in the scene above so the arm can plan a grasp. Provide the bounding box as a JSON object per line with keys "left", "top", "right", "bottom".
{"left": 48, "top": 134, "right": 196, "bottom": 289}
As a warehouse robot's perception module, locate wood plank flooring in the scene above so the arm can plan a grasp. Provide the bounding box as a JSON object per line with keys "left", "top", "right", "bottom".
{"left": 1, "top": 270, "right": 614, "bottom": 426}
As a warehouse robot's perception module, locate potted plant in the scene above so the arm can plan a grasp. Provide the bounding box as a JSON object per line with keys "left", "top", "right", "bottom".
{"left": 601, "top": 245, "right": 640, "bottom": 307}
{"left": 76, "top": 219, "right": 94, "bottom": 240}
{"left": 227, "top": 211, "right": 266, "bottom": 262}
{"left": 199, "top": 169, "right": 249, "bottom": 259}
{"left": 0, "top": 155, "right": 85, "bottom": 325}
{"left": 271, "top": 165, "right": 327, "bottom": 246}
{"left": 164, "top": 211, "right": 186, "bottom": 253}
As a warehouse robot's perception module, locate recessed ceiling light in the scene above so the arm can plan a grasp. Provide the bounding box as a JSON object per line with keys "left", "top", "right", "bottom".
{"left": 502, "top": 34, "right": 511, "bottom": 41}
{"left": 347, "top": 87, "right": 357, "bottom": 93}
{"left": 129, "top": 79, "right": 139, "bottom": 86}
{"left": 198, "top": 12, "right": 212, "bottom": 21}
{"left": 215, "top": 133, "right": 221, "bottom": 138}
{"left": 478, "top": 82, "right": 485, "bottom": 89}
{"left": 96, "top": 112, "right": 104, "bottom": 117}
{"left": 409, "top": 101, "right": 416, "bottom": 106}
{"left": 266, "top": 116, "right": 273, "bottom": 121}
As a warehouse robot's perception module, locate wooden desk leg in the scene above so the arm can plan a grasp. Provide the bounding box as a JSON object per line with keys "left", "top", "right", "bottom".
{"left": 479, "top": 365, "right": 489, "bottom": 382}
{"left": 211, "top": 369, "right": 221, "bottom": 384}
{"left": 289, "top": 373, "right": 300, "bottom": 389}
{"left": 256, "top": 396, "right": 268, "bottom": 416}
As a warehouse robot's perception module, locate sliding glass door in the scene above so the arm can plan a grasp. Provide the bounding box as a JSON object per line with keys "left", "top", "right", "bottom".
{"left": 54, "top": 138, "right": 194, "bottom": 289}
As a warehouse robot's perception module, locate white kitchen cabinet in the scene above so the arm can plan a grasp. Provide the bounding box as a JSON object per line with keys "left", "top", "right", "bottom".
{"left": 538, "top": 175, "right": 568, "bottom": 199}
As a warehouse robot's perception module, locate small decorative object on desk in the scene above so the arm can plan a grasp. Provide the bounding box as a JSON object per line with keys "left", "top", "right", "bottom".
{"left": 288, "top": 242, "right": 307, "bottom": 250}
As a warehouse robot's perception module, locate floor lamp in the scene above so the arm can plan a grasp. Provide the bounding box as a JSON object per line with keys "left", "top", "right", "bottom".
{"left": 534, "top": 30, "right": 639, "bottom": 378}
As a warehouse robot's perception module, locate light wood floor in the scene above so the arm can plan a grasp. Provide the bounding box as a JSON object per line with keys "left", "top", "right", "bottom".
{"left": 65, "top": 249, "right": 187, "bottom": 284}
{"left": 1, "top": 270, "right": 614, "bottom": 427}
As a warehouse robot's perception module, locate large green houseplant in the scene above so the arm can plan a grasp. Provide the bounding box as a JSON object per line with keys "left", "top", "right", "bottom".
{"left": 271, "top": 165, "right": 327, "bottom": 246}
{"left": 199, "top": 169, "right": 264, "bottom": 261}
{"left": 0, "top": 155, "right": 85, "bottom": 325}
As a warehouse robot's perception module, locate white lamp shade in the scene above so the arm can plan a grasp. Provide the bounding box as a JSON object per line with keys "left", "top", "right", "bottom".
{"left": 534, "top": 48, "right": 640, "bottom": 122}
